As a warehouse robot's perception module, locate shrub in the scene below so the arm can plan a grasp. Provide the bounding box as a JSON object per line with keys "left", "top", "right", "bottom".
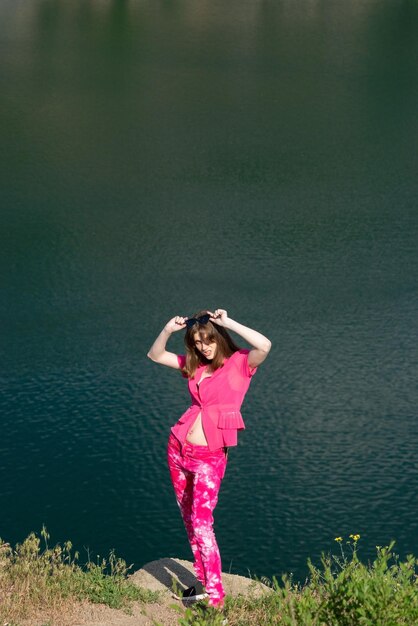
{"left": 0, "top": 526, "right": 158, "bottom": 624}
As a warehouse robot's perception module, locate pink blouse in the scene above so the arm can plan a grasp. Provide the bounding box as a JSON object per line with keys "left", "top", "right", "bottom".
{"left": 171, "top": 349, "right": 257, "bottom": 451}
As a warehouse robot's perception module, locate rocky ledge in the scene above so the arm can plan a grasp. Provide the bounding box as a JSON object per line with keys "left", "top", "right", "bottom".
{"left": 131, "top": 556, "right": 270, "bottom": 599}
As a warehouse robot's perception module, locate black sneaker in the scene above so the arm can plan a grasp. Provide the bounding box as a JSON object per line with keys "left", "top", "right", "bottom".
{"left": 182, "top": 586, "right": 208, "bottom": 602}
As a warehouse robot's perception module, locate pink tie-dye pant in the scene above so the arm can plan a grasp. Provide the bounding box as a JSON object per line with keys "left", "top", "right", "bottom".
{"left": 167, "top": 433, "right": 228, "bottom": 607}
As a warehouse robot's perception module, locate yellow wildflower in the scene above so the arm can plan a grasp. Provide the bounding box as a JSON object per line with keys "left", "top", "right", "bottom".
{"left": 350, "top": 534, "right": 361, "bottom": 541}
{"left": 334, "top": 537, "right": 343, "bottom": 542}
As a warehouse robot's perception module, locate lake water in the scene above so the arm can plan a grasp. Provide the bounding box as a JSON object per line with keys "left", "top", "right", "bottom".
{"left": 1, "top": 0, "right": 418, "bottom": 582}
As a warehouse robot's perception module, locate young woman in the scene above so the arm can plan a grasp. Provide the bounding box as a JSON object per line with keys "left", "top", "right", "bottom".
{"left": 147, "top": 309, "right": 271, "bottom": 609}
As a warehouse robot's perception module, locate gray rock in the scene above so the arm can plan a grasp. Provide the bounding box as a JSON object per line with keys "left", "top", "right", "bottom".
{"left": 130, "top": 557, "right": 271, "bottom": 599}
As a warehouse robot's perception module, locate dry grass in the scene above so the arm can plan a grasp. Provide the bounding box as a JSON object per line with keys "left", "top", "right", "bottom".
{"left": 1, "top": 531, "right": 417, "bottom": 626}
{"left": 0, "top": 527, "right": 159, "bottom": 626}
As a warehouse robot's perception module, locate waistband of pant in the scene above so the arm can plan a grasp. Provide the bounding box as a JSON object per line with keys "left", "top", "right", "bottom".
{"left": 169, "top": 432, "right": 226, "bottom": 455}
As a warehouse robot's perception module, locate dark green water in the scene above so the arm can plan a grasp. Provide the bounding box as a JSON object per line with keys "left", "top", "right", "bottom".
{"left": 1, "top": 0, "right": 418, "bottom": 582}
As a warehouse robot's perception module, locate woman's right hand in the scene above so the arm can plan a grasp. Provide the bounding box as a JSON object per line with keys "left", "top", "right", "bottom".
{"left": 164, "top": 316, "right": 188, "bottom": 333}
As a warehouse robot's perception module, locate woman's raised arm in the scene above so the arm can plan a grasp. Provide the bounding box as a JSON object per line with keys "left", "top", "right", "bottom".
{"left": 147, "top": 316, "right": 187, "bottom": 369}
{"left": 209, "top": 309, "right": 271, "bottom": 368}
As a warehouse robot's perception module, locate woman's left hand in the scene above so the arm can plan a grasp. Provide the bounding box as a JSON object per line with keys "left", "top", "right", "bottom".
{"left": 209, "top": 309, "right": 229, "bottom": 327}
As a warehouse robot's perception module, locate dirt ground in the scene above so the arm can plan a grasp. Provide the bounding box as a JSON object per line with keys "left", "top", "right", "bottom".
{"left": 28, "top": 557, "right": 269, "bottom": 626}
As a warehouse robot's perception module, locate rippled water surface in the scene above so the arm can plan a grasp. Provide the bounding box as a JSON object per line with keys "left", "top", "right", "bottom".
{"left": 1, "top": 0, "right": 418, "bottom": 581}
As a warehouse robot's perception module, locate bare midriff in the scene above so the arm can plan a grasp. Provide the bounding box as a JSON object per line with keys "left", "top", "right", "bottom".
{"left": 186, "top": 372, "right": 211, "bottom": 446}
{"left": 186, "top": 411, "right": 208, "bottom": 446}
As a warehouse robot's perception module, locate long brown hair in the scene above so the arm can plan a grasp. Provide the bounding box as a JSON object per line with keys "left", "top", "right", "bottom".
{"left": 183, "top": 311, "right": 240, "bottom": 378}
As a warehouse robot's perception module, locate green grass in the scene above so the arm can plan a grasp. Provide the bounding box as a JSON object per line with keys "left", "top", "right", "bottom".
{"left": 1, "top": 530, "right": 417, "bottom": 625}
{"left": 178, "top": 537, "right": 418, "bottom": 625}
{"left": 0, "top": 525, "right": 159, "bottom": 624}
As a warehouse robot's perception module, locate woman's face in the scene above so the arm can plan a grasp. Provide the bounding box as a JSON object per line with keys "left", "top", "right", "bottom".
{"left": 193, "top": 332, "right": 218, "bottom": 360}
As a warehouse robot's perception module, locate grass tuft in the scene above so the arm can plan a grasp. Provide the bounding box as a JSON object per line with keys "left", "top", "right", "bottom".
{"left": 1, "top": 530, "right": 417, "bottom": 625}
{"left": 178, "top": 537, "right": 418, "bottom": 625}
{"left": 0, "top": 526, "right": 159, "bottom": 624}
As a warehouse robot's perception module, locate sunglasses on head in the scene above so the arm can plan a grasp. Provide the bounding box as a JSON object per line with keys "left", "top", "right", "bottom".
{"left": 185, "top": 314, "right": 211, "bottom": 328}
